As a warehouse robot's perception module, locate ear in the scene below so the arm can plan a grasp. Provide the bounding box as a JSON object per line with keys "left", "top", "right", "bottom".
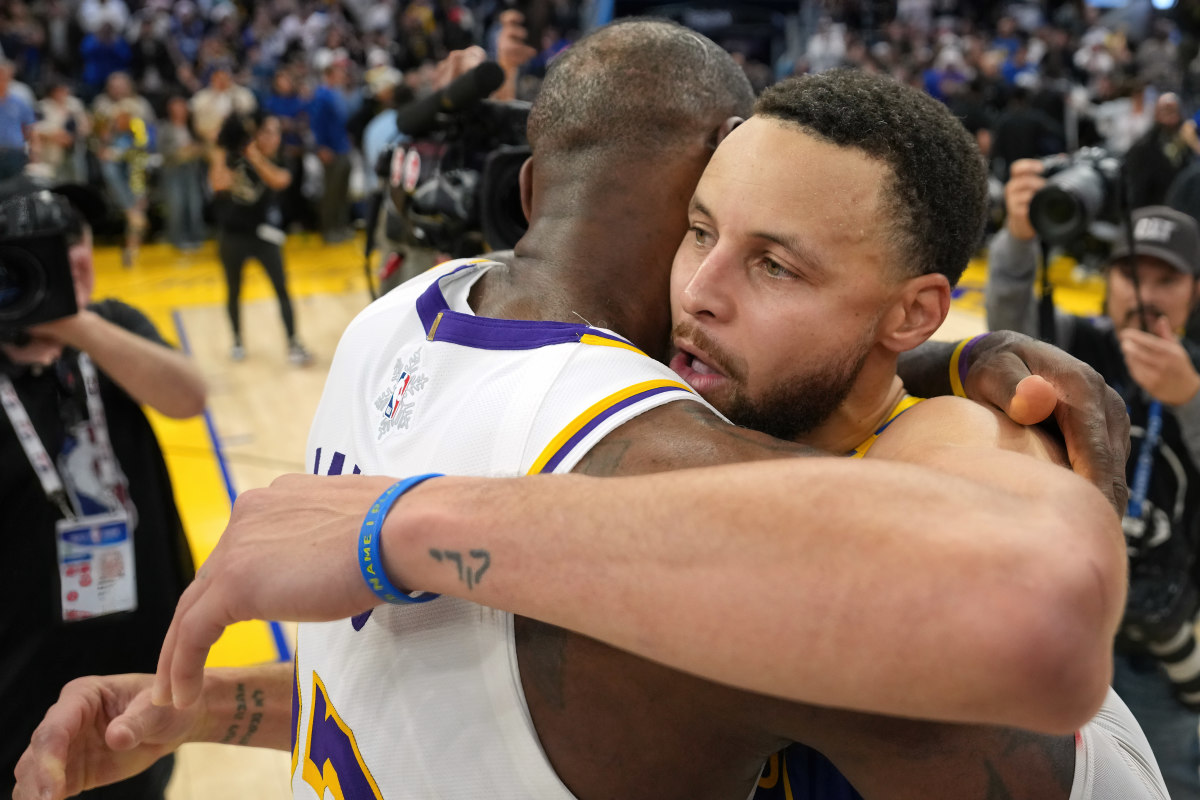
{"left": 518, "top": 157, "right": 533, "bottom": 224}
{"left": 707, "top": 116, "right": 744, "bottom": 150}
{"left": 878, "top": 273, "right": 951, "bottom": 354}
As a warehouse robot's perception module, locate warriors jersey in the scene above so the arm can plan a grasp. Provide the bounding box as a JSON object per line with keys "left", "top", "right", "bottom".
{"left": 295, "top": 259, "right": 711, "bottom": 800}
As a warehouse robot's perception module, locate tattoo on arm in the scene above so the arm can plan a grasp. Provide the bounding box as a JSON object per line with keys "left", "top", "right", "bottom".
{"left": 429, "top": 548, "right": 492, "bottom": 589}
{"left": 220, "top": 682, "right": 270, "bottom": 745}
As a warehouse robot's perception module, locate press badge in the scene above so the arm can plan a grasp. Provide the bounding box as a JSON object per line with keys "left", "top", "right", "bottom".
{"left": 55, "top": 511, "right": 137, "bottom": 621}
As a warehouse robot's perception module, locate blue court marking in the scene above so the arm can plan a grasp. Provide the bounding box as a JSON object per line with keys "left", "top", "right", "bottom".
{"left": 171, "top": 308, "right": 292, "bottom": 663}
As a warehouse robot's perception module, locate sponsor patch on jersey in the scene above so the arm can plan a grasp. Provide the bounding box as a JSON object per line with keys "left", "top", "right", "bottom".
{"left": 373, "top": 348, "right": 429, "bottom": 439}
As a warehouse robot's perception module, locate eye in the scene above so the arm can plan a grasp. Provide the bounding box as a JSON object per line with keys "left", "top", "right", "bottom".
{"left": 690, "top": 226, "right": 714, "bottom": 247}
{"left": 761, "top": 257, "right": 791, "bottom": 278}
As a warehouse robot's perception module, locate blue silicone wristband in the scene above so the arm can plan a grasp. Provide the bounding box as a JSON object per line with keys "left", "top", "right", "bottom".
{"left": 359, "top": 473, "right": 444, "bottom": 604}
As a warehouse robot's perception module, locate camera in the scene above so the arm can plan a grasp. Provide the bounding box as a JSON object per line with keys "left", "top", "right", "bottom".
{"left": 385, "top": 100, "right": 530, "bottom": 259}
{"left": 0, "top": 191, "right": 78, "bottom": 336}
{"left": 381, "top": 61, "right": 531, "bottom": 261}
{"left": 1028, "top": 147, "right": 1124, "bottom": 246}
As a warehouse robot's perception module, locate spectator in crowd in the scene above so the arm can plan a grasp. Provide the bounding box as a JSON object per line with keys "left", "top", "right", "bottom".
{"left": 1093, "top": 78, "right": 1155, "bottom": 155}
{"left": 94, "top": 103, "right": 151, "bottom": 266}
{"left": 210, "top": 112, "right": 312, "bottom": 365}
{"left": 0, "top": 179, "right": 204, "bottom": 800}
{"left": 79, "top": 21, "right": 130, "bottom": 102}
{"left": 128, "top": 10, "right": 179, "bottom": 116}
{"left": 189, "top": 61, "right": 257, "bottom": 144}
{"left": 1126, "top": 92, "right": 1192, "bottom": 209}
{"left": 157, "top": 95, "right": 207, "bottom": 252}
{"left": 32, "top": 80, "right": 90, "bottom": 184}
{"left": 990, "top": 86, "right": 1064, "bottom": 179}
{"left": 40, "top": 0, "right": 83, "bottom": 81}
{"left": 0, "top": 59, "right": 33, "bottom": 180}
{"left": 0, "top": 2, "right": 46, "bottom": 87}
{"left": 261, "top": 67, "right": 311, "bottom": 231}
{"left": 77, "top": 0, "right": 129, "bottom": 36}
{"left": 988, "top": 161, "right": 1200, "bottom": 800}
{"left": 308, "top": 54, "right": 354, "bottom": 244}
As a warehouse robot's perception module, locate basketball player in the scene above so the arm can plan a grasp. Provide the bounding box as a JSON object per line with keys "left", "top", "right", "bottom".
{"left": 16, "top": 25, "right": 1137, "bottom": 800}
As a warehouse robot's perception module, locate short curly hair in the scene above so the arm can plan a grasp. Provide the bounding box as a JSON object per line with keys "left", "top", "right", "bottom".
{"left": 755, "top": 70, "right": 988, "bottom": 285}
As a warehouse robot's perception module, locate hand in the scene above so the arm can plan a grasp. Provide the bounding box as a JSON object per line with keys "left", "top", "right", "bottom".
{"left": 153, "top": 474, "right": 394, "bottom": 709}
{"left": 432, "top": 44, "right": 487, "bottom": 91}
{"left": 496, "top": 9, "right": 538, "bottom": 73}
{"left": 1119, "top": 315, "right": 1200, "bottom": 406}
{"left": 13, "top": 674, "right": 201, "bottom": 800}
{"left": 963, "top": 330, "right": 1131, "bottom": 513}
{"left": 1004, "top": 159, "right": 1047, "bottom": 241}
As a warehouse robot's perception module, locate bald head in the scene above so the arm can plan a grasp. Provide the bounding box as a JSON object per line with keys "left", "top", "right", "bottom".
{"left": 526, "top": 19, "right": 753, "bottom": 163}
{"left": 1157, "top": 92, "right": 1182, "bottom": 129}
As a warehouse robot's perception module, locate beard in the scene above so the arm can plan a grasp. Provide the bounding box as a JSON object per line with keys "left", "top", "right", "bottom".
{"left": 721, "top": 338, "right": 873, "bottom": 443}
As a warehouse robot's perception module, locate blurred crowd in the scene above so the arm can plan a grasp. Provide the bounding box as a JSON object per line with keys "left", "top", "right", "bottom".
{"left": 1, "top": 0, "right": 1197, "bottom": 262}
{"left": 0, "top": 0, "right": 581, "bottom": 262}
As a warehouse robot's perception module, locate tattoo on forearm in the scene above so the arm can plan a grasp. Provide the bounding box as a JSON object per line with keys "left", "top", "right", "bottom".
{"left": 429, "top": 548, "right": 491, "bottom": 589}
{"left": 222, "top": 682, "right": 269, "bottom": 745}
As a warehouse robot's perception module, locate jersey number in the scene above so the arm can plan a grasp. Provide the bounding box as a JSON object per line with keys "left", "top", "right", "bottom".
{"left": 295, "top": 672, "right": 385, "bottom": 800}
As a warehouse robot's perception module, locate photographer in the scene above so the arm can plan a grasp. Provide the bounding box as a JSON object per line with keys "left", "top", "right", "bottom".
{"left": 987, "top": 158, "right": 1200, "bottom": 799}
{"left": 0, "top": 182, "right": 205, "bottom": 799}
{"left": 210, "top": 112, "right": 311, "bottom": 365}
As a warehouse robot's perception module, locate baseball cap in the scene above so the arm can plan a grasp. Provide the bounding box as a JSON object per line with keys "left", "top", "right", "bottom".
{"left": 1109, "top": 206, "right": 1200, "bottom": 276}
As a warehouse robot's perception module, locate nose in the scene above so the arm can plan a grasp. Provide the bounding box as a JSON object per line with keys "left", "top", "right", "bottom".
{"left": 678, "top": 245, "right": 736, "bottom": 322}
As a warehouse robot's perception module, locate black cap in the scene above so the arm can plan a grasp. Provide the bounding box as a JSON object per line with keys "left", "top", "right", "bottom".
{"left": 1109, "top": 206, "right": 1200, "bottom": 276}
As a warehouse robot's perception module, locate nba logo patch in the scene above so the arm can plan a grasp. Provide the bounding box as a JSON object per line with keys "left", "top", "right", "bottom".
{"left": 383, "top": 372, "right": 412, "bottom": 419}
{"left": 374, "top": 349, "right": 428, "bottom": 438}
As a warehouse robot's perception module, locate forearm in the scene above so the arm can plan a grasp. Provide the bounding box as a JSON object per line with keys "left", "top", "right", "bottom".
{"left": 246, "top": 149, "right": 291, "bottom": 190}
{"left": 985, "top": 228, "right": 1040, "bottom": 335}
{"left": 380, "top": 459, "right": 1121, "bottom": 731}
{"left": 59, "top": 310, "right": 206, "bottom": 418}
{"left": 195, "top": 664, "right": 295, "bottom": 750}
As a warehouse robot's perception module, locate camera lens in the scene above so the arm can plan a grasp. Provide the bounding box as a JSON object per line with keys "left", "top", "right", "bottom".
{"left": 0, "top": 244, "right": 47, "bottom": 323}
{"left": 1029, "top": 164, "right": 1108, "bottom": 245}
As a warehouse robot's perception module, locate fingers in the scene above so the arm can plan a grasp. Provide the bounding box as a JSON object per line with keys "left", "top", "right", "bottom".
{"left": 1054, "top": 372, "right": 1127, "bottom": 515}
{"left": 154, "top": 576, "right": 226, "bottom": 709}
{"left": 14, "top": 719, "right": 70, "bottom": 800}
{"left": 1009, "top": 158, "right": 1045, "bottom": 178}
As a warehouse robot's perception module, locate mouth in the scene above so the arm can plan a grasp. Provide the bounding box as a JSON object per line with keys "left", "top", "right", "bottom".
{"left": 669, "top": 340, "right": 729, "bottom": 395}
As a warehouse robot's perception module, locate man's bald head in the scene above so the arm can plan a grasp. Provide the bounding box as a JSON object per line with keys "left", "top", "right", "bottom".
{"left": 527, "top": 19, "right": 754, "bottom": 164}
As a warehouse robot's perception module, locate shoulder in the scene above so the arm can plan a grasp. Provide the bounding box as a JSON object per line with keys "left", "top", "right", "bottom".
{"left": 869, "top": 395, "right": 1067, "bottom": 467}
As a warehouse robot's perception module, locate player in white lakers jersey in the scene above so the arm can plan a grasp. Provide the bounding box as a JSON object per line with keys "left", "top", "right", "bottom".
{"left": 295, "top": 255, "right": 711, "bottom": 799}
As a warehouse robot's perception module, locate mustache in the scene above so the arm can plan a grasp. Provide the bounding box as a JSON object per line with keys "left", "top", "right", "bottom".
{"left": 1122, "top": 305, "right": 1166, "bottom": 326}
{"left": 671, "top": 320, "right": 747, "bottom": 382}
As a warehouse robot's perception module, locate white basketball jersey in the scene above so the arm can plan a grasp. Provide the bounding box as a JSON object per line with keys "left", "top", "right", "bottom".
{"left": 294, "top": 259, "right": 709, "bottom": 800}
{"left": 1070, "top": 688, "right": 1170, "bottom": 800}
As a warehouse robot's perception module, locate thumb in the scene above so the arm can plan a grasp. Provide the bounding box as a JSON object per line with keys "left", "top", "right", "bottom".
{"left": 104, "top": 696, "right": 162, "bottom": 752}
{"left": 1006, "top": 374, "right": 1058, "bottom": 425}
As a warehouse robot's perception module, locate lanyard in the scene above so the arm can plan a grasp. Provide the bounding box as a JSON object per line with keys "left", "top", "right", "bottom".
{"left": 1125, "top": 399, "right": 1162, "bottom": 525}
{"left": 0, "top": 353, "right": 113, "bottom": 520}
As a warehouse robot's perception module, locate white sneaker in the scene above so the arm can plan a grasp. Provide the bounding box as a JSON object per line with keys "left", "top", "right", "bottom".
{"left": 288, "top": 341, "right": 313, "bottom": 366}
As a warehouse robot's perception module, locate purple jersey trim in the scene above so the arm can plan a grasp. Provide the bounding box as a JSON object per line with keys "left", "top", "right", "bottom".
{"left": 416, "top": 263, "right": 635, "bottom": 351}
{"left": 536, "top": 384, "right": 691, "bottom": 474}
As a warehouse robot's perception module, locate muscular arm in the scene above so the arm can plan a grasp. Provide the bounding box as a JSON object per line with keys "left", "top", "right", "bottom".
{"left": 738, "top": 397, "right": 1126, "bottom": 800}
{"left": 372, "top": 399, "right": 1123, "bottom": 732}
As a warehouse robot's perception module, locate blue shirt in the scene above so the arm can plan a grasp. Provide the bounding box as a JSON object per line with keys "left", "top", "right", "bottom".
{"left": 263, "top": 92, "right": 307, "bottom": 148}
{"left": 308, "top": 85, "right": 350, "bottom": 155}
{"left": 362, "top": 109, "right": 403, "bottom": 194}
{"left": 0, "top": 94, "right": 34, "bottom": 149}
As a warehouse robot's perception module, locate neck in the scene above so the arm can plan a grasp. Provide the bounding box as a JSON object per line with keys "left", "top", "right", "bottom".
{"left": 800, "top": 350, "right": 908, "bottom": 454}
{"left": 473, "top": 159, "right": 700, "bottom": 361}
